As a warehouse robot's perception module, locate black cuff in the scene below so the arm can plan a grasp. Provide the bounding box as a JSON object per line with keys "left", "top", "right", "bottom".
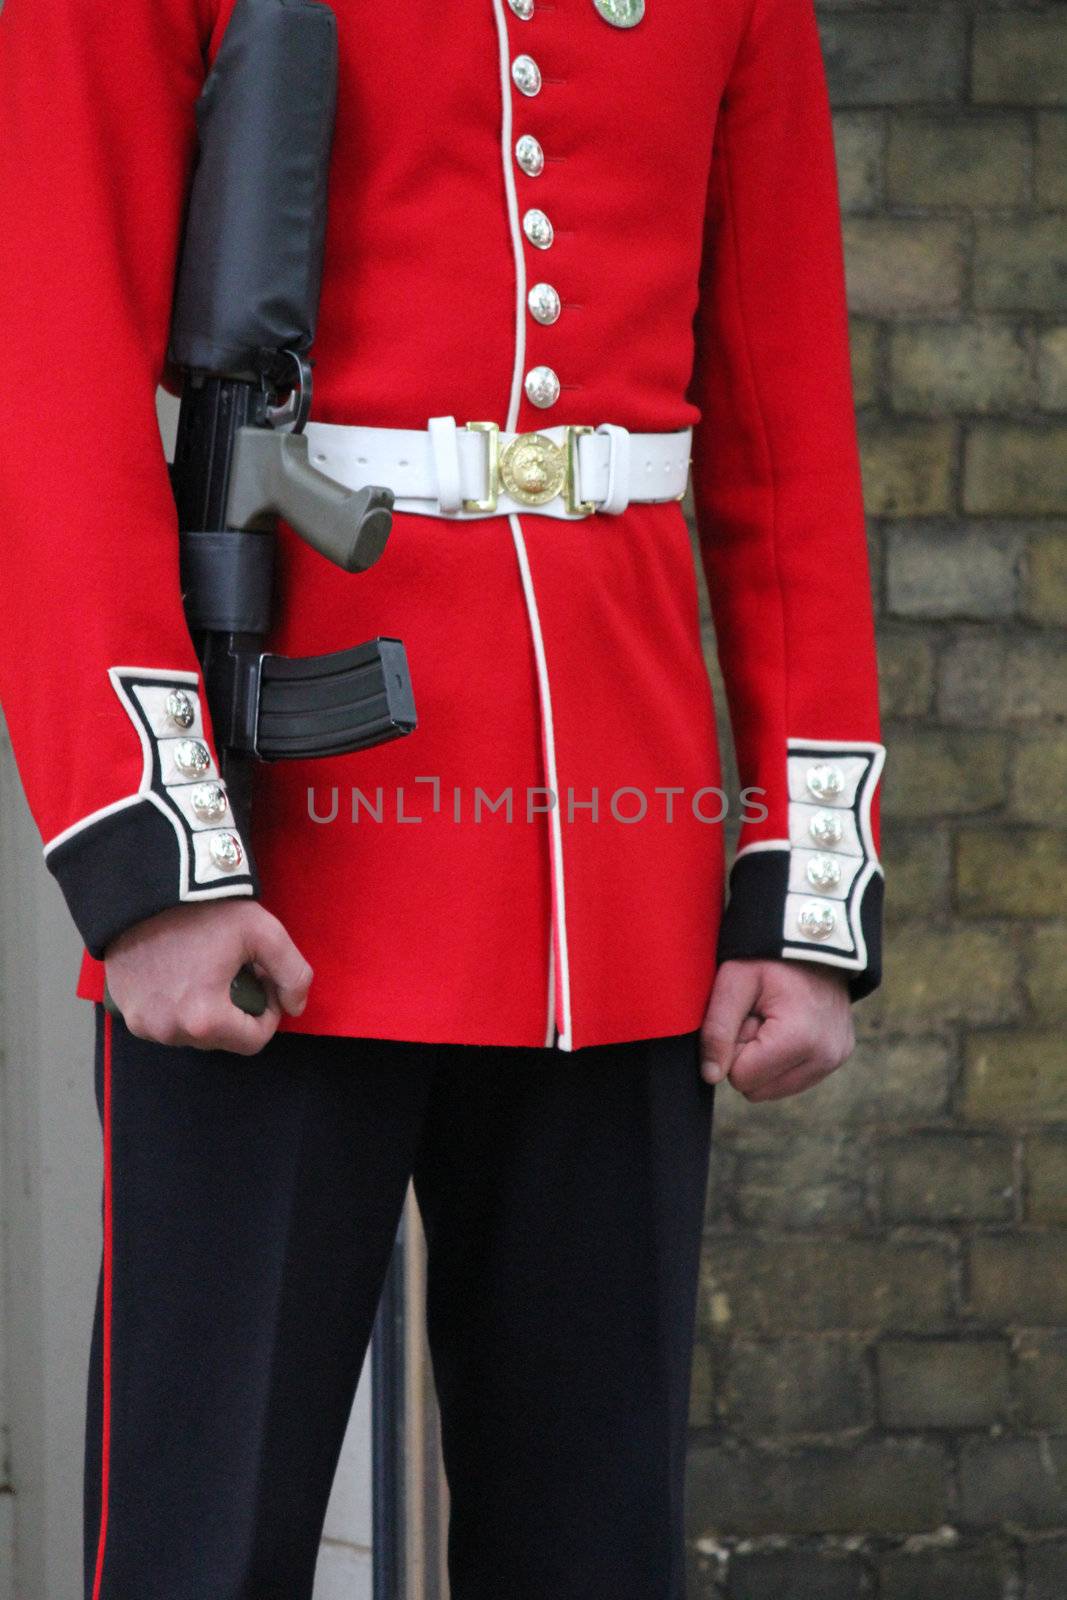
{"left": 44, "top": 667, "right": 258, "bottom": 958}
{"left": 717, "top": 848, "right": 883, "bottom": 1003}
{"left": 46, "top": 798, "right": 258, "bottom": 960}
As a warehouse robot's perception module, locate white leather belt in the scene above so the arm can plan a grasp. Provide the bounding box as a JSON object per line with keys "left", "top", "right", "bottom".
{"left": 302, "top": 415, "right": 692, "bottom": 520}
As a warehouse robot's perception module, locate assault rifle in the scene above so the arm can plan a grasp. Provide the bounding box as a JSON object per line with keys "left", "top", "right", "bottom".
{"left": 106, "top": 0, "right": 415, "bottom": 1019}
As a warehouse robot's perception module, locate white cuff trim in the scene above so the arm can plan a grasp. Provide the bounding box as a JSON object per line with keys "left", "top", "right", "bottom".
{"left": 107, "top": 667, "right": 254, "bottom": 898}
{"left": 783, "top": 738, "right": 885, "bottom": 967}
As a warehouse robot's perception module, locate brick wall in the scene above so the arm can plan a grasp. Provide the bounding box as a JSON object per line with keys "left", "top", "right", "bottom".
{"left": 686, "top": 4, "right": 1067, "bottom": 1596}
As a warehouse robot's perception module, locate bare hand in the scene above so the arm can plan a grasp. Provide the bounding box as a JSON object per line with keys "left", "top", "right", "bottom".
{"left": 700, "top": 958, "right": 854, "bottom": 1101}
{"left": 104, "top": 901, "right": 313, "bottom": 1056}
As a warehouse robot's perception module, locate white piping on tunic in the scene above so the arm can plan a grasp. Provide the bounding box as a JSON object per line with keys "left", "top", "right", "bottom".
{"left": 733, "top": 837, "right": 791, "bottom": 860}
{"left": 43, "top": 791, "right": 145, "bottom": 855}
{"left": 490, "top": 0, "right": 527, "bottom": 431}
{"left": 490, "top": 0, "right": 572, "bottom": 1049}
{"left": 508, "top": 514, "right": 574, "bottom": 1050}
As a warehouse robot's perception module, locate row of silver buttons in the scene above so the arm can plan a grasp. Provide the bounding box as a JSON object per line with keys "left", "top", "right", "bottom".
{"left": 797, "top": 762, "right": 854, "bottom": 941}
{"left": 506, "top": 1, "right": 563, "bottom": 410}
{"left": 164, "top": 689, "right": 245, "bottom": 872}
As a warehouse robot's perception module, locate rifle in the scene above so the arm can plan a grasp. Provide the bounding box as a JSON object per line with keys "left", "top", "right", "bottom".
{"left": 105, "top": 0, "right": 415, "bottom": 1020}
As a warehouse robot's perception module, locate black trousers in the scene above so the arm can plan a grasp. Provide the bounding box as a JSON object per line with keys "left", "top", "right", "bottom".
{"left": 84, "top": 1005, "right": 715, "bottom": 1600}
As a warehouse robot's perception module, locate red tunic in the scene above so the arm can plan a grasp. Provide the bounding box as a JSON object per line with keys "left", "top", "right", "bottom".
{"left": 0, "top": 0, "right": 883, "bottom": 1049}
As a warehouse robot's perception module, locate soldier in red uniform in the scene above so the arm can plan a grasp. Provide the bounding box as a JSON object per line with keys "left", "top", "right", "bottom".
{"left": 0, "top": 0, "right": 884, "bottom": 1595}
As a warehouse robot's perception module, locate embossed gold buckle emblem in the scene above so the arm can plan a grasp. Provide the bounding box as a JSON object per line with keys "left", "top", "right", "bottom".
{"left": 462, "top": 421, "right": 596, "bottom": 516}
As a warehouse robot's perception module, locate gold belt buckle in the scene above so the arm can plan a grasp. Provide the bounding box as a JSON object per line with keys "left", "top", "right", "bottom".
{"left": 462, "top": 421, "right": 500, "bottom": 512}
{"left": 462, "top": 421, "right": 596, "bottom": 516}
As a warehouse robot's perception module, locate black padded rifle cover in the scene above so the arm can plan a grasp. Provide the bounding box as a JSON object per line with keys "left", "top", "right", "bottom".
{"left": 167, "top": 0, "right": 338, "bottom": 381}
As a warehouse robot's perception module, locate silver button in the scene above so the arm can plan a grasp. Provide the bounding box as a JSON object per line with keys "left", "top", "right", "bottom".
{"left": 511, "top": 55, "right": 541, "bottom": 96}
{"left": 515, "top": 133, "right": 544, "bottom": 177}
{"left": 524, "top": 366, "right": 560, "bottom": 408}
{"left": 522, "top": 208, "right": 553, "bottom": 249}
{"left": 797, "top": 901, "right": 837, "bottom": 941}
{"left": 809, "top": 809, "right": 844, "bottom": 848}
{"left": 593, "top": 0, "right": 645, "bottom": 26}
{"left": 174, "top": 739, "right": 211, "bottom": 778}
{"left": 164, "top": 689, "right": 195, "bottom": 730}
{"left": 528, "top": 282, "right": 561, "bottom": 324}
{"left": 209, "top": 831, "right": 244, "bottom": 872}
{"left": 806, "top": 853, "right": 843, "bottom": 892}
{"left": 805, "top": 763, "right": 845, "bottom": 803}
{"left": 190, "top": 782, "right": 229, "bottom": 824}
{"left": 508, "top": 0, "right": 535, "bottom": 16}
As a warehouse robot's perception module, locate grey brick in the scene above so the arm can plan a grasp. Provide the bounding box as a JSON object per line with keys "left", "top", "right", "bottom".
{"left": 965, "top": 1033, "right": 1067, "bottom": 1127}
{"left": 687, "top": 1439, "right": 950, "bottom": 1537}
{"left": 1037, "top": 327, "right": 1067, "bottom": 412}
{"left": 700, "top": 1238, "right": 954, "bottom": 1336}
{"left": 1008, "top": 730, "right": 1067, "bottom": 827}
{"left": 1015, "top": 1333, "right": 1067, "bottom": 1432}
{"left": 957, "top": 829, "right": 1067, "bottom": 919}
{"left": 883, "top": 925, "right": 1022, "bottom": 1029}
{"left": 834, "top": 112, "right": 885, "bottom": 213}
{"left": 878, "top": 629, "right": 937, "bottom": 718}
{"left": 975, "top": 222, "right": 1067, "bottom": 316}
{"left": 1025, "top": 1540, "right": 1067, "bottom": 1600}
{"left": 1026, "top": 925, "right": 1067, "bottom": 1024}
{"left": 1027, "top": 1134, "right": 1067, "bottom": 1223}
{"left": 820, "top": 12, "right": 966, "bottom": 107}
{"left": 880, "top": 1134, "right": 1015, "bottom": 1224}
{"left": 965, "top": 422, "right": 1067, "bottom": 515}
{"left": 720, "top": 1337, "right": 873, "bottom": 1438}
{"left": 969, "top": 1236, "right": 1067, "bottom": 1325}
{"left": 1022, "top": 527, "right": 1067, "bottom": 625}
{"left": 885, "top": 525, "right": 1024, "bottom": 619}
{"left": 851, "top": 317, "right": 881, "bottom": 409}
{"left": 973, "top": 14, "right": 1067, "bottom": 107}
{"left": 880, "top": 1541, "right": 1009, "bottom": 1600}
{"left": 846, "top": 222, "right": 965, "bottom": 317}
{"left": 860, "top": 418, "right": 957, "bottom": 515}
{"left": 887, "top": 113, "right": 1030, "bottom": 208}
{"left": 729, "top": 1132, "right": 868, "bottom": 1230}
{"left": 877, "top": 1338, "right": 1012, "bottom": 1428}
{"left": 1036, "top": 113, "right": 1067, "bottom": 207}
{"left": 959, "top": 1438, "right": 1067, "bottom": 1529}
{"left": 882, "top": 728, "right": 1008, "bottom": 817}
{"left": 728, "top": 1549, "right": 872, "bottom": 1600}
{"left": 881, "top": 826, "right": 951, "bottom": 920}
{"left": 938, "top": 634, "right": 1067, "bottom": 722}
{"left": 888, "top": 323, "right": 1032, "bottom": 416}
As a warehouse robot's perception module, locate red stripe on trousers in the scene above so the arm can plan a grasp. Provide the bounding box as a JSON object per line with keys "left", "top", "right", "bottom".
{"left": 91, "top": 1010, "right": 114, "bottom": 1600}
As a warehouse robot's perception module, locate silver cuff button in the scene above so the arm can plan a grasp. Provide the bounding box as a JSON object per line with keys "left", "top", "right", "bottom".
{"left": 209, "top": 831, "right": 244, "bottom": 872}
{"left": 174, "top": 739, "right": 211, "bottom": 778}
{"left": 805, "top": 763, "right": 845, "bottom": 803}
{"left": 164, "top": 689, "right": 195, "bottom": 730}
{"left": 191, "top": 782, "right": 229, "bottom": 823}
{"left": 797, "top": 901, "right": 837, "bottom": 941}
{"left": 806, "top": 853, "right": 843, "bottom": 892}
{"left": 809, "top": 809, "right": 844, "bottom": 847}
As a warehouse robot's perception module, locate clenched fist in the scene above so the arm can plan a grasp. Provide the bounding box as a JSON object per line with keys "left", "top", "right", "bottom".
{"left": 104, "top": 901, "right": 313, "bottom": 1056}
{"left": 700, "top": 958, "right": 855, "bottom": 1101}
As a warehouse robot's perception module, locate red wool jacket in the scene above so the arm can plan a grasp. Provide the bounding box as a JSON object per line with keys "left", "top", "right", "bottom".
{"left": 0, "top": 0, "right": 884, "bottom": 1049}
